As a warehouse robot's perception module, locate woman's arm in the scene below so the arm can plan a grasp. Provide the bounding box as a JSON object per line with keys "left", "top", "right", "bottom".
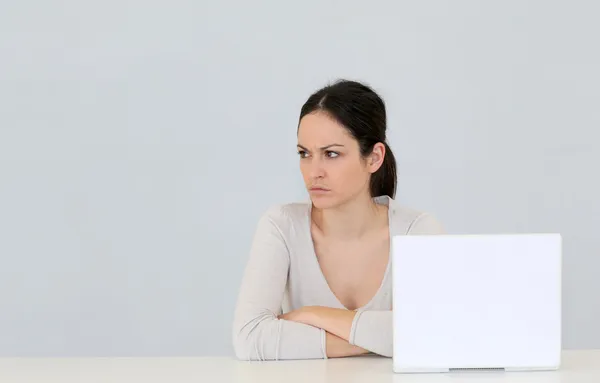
{"left": 348, "top": 310, "right": 394, "bottom": 357}
{"left": 280, "top": 306, "right": 391, "bottom": 356}
{"left": 325, "top": 332, "right": 370, "bottom": 358}
{"left": 278, "top": 306, "right": 371, "bottom": 358}
{"left": 232, "top": 208, "right": 327, "bottom": 361}
{"left": 279, "top": 306, "right": 355, "bottom": 341}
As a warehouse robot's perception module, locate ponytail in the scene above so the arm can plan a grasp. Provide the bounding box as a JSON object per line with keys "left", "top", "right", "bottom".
{"left": 370, "top": 142, "right": 397, "bottom": 198}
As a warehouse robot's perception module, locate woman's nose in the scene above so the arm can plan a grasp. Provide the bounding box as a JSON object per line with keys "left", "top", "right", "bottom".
{"left": 308, "top": 157, "right": 325, "bottom": 179}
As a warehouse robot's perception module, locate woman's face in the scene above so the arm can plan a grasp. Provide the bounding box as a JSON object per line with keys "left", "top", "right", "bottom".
{"left": 297, "top": 111, "right": 382, "bottom": 209}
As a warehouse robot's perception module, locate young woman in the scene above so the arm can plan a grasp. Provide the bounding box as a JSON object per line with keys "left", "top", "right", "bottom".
{"left": 232, "top": 80, "right": 445, "bottom": 361}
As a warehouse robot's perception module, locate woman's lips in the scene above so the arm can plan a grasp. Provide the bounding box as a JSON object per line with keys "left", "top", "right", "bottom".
{"left": 309, "top": 187, "right": 330, "bottom": 194}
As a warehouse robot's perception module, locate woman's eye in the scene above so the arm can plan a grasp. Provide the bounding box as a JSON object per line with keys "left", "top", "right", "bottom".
{"left": 298, "top": 151, "right": 309, "bottom": 158}
{"left": 326, "top": 151, "right": 339, "bottom": 158}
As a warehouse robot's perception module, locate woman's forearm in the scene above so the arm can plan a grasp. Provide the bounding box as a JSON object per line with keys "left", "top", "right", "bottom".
{"left": 280, "top": 306, "right": 357, "bottom": 341}
{"left": 279, "top": 306, "right": 393, "bottom": 357}
{"left": 325, "top": 332, "right": 369, "bottom": 358}
{"left": 303, "top": 306, "right": 357, "bottom": 341}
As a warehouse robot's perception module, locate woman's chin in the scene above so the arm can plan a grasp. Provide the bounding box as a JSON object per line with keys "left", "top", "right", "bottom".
{"left": 310, "top": 194, "right": 339, "bottom": 209}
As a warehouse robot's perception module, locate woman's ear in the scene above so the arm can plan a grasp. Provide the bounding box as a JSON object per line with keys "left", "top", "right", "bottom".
{"left": 368, "top": 142, "right": 386, "bottom": 174}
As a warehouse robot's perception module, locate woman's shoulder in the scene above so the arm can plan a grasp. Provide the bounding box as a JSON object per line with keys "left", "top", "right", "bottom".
{"left": 256, "top": 201, "right": 310, "bottom": 231}
{"left": 387, "top": 198, "right": 446, "bottom": 235}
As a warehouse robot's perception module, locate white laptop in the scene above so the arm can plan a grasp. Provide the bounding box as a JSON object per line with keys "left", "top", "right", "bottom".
{"left": 392, "top": 233, "right": 562, "bottom": 373}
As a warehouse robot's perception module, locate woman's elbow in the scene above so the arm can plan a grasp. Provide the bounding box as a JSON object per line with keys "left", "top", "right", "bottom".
{"left": 232, "top": 311, "right": 279, "bottom": 361}
{"left": 233, "top": 340, "right": 251, "bottom": 361}
{"left": 374, "top": 345, "right": 393, "bottom": 358}
{"left": 232, "top": 325, "right": 253, "bottom": 361}
{"left": 232, "top": 324, "right": 269, "bottom": 361}
{"left": 233, "top": 336, "right": 274, "bottom": 361}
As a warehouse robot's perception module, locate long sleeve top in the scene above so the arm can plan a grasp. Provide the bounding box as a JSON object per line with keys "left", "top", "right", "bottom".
{"left": 232, "top": 195, "right": 445, "bottom": 361}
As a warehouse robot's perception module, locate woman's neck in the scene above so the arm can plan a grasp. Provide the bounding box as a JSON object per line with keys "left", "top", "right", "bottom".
{"left": 311, "top": 193, "right": 388, "bottom": 240}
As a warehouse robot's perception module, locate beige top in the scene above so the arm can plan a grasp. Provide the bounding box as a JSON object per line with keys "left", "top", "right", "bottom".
{"left": 232, "top": 195, "right": 445, "bottom": 361}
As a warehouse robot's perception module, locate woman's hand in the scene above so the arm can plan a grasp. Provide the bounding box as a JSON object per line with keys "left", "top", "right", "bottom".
{"left": 278, "top": 306, "right": 318, "bottom": 325}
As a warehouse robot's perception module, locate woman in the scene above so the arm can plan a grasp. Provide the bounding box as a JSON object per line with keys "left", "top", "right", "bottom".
{"left": 232, "top": 80, "right": 445, "bottom": 361}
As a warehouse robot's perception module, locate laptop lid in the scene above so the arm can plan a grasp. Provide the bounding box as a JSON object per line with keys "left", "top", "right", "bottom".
{"left": 392, "top": 234, "right": 562, "bottom": 373}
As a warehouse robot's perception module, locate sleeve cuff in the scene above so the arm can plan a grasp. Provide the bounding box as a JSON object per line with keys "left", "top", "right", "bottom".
{"left": 320, "top": 328, "right": 328, "bottom": 359}
{"left": 348, "top": 310, "right": 364, "bottom": 346}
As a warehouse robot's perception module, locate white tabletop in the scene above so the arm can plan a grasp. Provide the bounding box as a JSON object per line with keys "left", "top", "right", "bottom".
{"left": 0, "top": 350, "right": 598, "bottom": 383}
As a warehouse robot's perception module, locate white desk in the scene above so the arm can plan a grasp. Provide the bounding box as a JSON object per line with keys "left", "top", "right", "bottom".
{"left": 0, "top": 350, "right": 598, "bottom": 383}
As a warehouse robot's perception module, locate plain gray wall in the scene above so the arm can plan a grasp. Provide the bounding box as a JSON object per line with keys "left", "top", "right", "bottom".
{"left": 0, "top": 1, "right": 598, "bottom": 356}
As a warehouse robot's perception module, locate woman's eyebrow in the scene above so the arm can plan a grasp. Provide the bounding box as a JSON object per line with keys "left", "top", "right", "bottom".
{"left": 296, "top": 143, "right": 345, "bottom": 151}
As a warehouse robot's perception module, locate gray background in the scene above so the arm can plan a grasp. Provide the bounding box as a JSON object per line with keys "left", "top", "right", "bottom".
{"left": 1, "top": 1, "right": 598, "bottom": 356}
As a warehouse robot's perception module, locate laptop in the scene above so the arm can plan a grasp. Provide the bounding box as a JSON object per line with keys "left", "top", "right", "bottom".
{"left": 392, "top": 233, "right": 562, "bottom": 373}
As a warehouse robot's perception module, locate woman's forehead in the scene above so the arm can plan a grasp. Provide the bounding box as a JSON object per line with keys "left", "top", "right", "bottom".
{"left": 298, "top": 113, "right": 353, "bottom": 146}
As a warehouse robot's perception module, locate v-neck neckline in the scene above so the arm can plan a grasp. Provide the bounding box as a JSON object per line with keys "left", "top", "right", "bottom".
{"left": 305, "top": 196, "right": 394, "bottom": 312}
